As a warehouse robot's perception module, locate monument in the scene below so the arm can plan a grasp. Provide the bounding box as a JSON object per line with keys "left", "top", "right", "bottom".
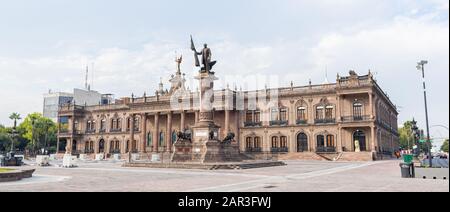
{"left": 171, "top": 36, "right": 241, "bottom": 163}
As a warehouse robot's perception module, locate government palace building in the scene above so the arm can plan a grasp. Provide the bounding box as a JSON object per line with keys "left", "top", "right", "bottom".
{"left": 57, "top": 62, "right": 400, "bottom": 161}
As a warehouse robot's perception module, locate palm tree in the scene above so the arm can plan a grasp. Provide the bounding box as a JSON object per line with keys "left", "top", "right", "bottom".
{"left": 8, "top": 113, "right": 21, "bottom": 153}
{"left": 9, "top": 113, "right": 21, "bottom": 130}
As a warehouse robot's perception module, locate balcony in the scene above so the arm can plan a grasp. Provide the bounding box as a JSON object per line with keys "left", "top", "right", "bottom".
{"left": 245, "top": 147, "right": 262, "bottom": 153}
{"left": 99, "top": 129, "right": 107, "bottom": 133}
{"left": 296, "top": 120, "right": 308, "bottom": 125}
{"left": 270, "top": 120, "right": 288, "bottom": 126}
{"left": 316, "top": 146, "right": 336, "bottom": 153}
{"left": 271, "top": 147, "right": 289, "bottom": 153}
{"left": 110, "top": 128, "right": 122, "bottom": 133}
{"left": 244, "top": 122, "right": 262, "bottom": 127}
{"left": 85, "top": 129, "right": 96, "bottom": 134}
{"left": 314, "top": 119, "right": 336, "bottom": 124}
{"left": 342, "top": 115, "right": 371, "bottom": 123}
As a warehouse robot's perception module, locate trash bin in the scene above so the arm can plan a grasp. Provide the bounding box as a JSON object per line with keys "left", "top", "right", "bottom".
{"left": 403, "top": 154, "right": 413, "bottom": 163}
{"left": 400, "top": 162, "right": 413, "bottom": 178}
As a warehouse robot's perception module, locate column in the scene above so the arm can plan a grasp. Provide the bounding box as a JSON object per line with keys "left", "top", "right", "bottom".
{"left": 140, "top": 113, "right": 147, "bottom": 153}
{"left": 56, "top": 137, "right": 60, "bottom": 153}
{"left": 166, "top": 112, "right": 173, "bottom": 152}
{"left": 369, "top": 92, "right": 374, "bottom": 119}
{"left": 194, "top": 111, "right": 199, "bottom": 124}
{"left": 130, "top": 114, "right": 135, "bottom": 153}
{"left": 67, "top": 138, "right": 72, "bottom": 154}
{"left": 336, "top": 95, "right": 341, "bottom": 122}
{"left": 153, "top": 113, "right": 160, "bottom": 152}
{"left": 337, "top": 127, "right": 343, "bottom": 152}
{"left": 371, "top": 125, "right": 376, "bottom": 152}
{"left": 180, "top": 110, "right": 186, "bottom": 131}
{"left": 224, "top": 109, "right": 230, "bottom": 135}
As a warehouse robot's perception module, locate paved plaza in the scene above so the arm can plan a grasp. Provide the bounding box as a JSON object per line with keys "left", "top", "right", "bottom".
{"left": 0, "top": 159, "right": 448, "bottom": 192}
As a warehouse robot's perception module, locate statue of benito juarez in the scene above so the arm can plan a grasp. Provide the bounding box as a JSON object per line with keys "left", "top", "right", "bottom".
{"left": 191, "top": 35, "right": 217, "bottom": 73}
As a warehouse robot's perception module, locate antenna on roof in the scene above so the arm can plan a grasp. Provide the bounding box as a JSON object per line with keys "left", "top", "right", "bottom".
{"left": 91, "top": 62, "right": 95, "bottom": 90}
{"left": 85, "top": 65, "right": 89, "bottom": 90}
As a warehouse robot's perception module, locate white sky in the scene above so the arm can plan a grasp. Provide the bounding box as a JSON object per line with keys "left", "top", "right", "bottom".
{"left": 0, "top": 0, "right": 448, "bottom": 145}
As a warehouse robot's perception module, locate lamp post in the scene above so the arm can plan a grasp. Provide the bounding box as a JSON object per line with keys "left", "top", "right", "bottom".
{"left": 416, "top": 60, "right": 433, "bottom": 167}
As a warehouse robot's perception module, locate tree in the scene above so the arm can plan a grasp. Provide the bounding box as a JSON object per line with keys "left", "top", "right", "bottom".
{"left": 441, "top": 139, "right": 449, "bottom": 153}
{"left": 18, "top": 113, "right": 57, "bottom": 155}
{"left": 399, "top": 120, "right": 427, "bottom": 153}
{"left": 399, "top": 121, "right": 415, "bottom": 149}
{"left": 9, "top": 113, "right": 21, "bottom": 129}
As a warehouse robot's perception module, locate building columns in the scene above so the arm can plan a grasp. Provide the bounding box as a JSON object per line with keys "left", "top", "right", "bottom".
{"left": 130, "top": 114, "right": 135, "bottom": 153}
{"left": 140, "top": 113, "right": 147, "bottom": 153}
{"left": 369, "top": 92, "right": 374, "bottom": 119}
{"left": 194, "top": 111, "right": 199, "bottom": 124}
{"left": 224, "top": 109, "right": 230, "bottom": 136}
{"left": 371, "top": 125, "right": 376, "bottom": 152}
{"left": 166, "top": 112, "right": 173, "bottom": 152}
{"left": 180, "top": 110, "right": 186, "bottom": 131}
{"left": 153, "top": 113, "right": 160, "bottom": 152}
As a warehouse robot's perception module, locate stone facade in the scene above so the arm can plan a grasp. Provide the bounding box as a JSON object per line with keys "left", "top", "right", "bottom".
{"left": 57, "top": 70, "right": 399, "bottom": 161}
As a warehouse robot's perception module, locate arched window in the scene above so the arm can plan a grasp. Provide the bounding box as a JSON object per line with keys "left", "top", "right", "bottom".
{"left": 316, "top": 106, "right": 324, "bottom": 120}
{"left": 271, "top": 136, "right": 279, "bottom": 148}
{"left": 159, "top": 132, "right": 165, "bottom": 148}
{"left": 246, "top": 137, "right": 253, "bottom": 149}
{"left": 280, "top": 136, "right": 287, "bottom": 148}
{"left": 133, "top": 117, "right": 140, "bottom": 131}
{"left": 100, "top": 119, "right": 106, "bottom": 132}
{"left": 126, "top": 118, "right": 131, "bottom": 131}
{"left": 297, "top": 133, "right": 308, "bottom": 152}
{"left": 317, "top": 135, "right": 325, "bottom": 147}
{"left": 280, "top": 108, "right": 288, "bottom": 121}
{"left": 325, "top": 105, "right": 334, "bottom": 120}
{"left": 353, "top": 102, "right": 363, "bottom": 120}
{"left": 147, "top": 132, "right": 152, "bottom": 147}
{"left": 254, "top": 110, "right": 261, "bottom": 123}
{"left": 326, "top": 135, "right": 335, "bottom": 147}
{"left": 297, "top": 106, "right": 307, "bottom": 121}
{"left": 99, "top": 139, "right": 105, "bottom": 153}
{"left": 271, "top": 108, "right": 279, "bottom": 121}
{"left": 254, "top": 137, "right": 261, "bottom": 149}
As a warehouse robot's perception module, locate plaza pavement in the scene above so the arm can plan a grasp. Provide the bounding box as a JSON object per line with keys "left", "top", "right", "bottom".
{"left": 0, "top": 159, "right": 448, "bottom": 192}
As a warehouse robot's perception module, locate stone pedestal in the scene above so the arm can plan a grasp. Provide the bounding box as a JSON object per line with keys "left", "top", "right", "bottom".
{"left": 95, "top": 154, "right": 105, "bottom": 161}
{"left": 113, "top": 154, "right": 121, "bottom": 161}
{"left": 79, "top": 154, "right": 87, "bottom": 161}
{"left": 62, "top": 154, "right": 77, "bottom": 168}
{"left": 171, "top": 72, "right": 242, "bottom": 163}
{"left": 36, "top": 155, "right": 50, "bottom": 166}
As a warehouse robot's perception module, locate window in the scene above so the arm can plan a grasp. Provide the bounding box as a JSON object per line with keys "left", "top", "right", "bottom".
{"left": 280, "top": 136, "right": 288, "bottom": 148}
{"left": 271, "top": 136, "right": 279, "bottom": 148}
{"left": 326, "top": 135, "right": 335, "bottom": 147}
{"left": 316, "top": 106, "right": 324, "bottom": 120}
{"left": 100, "top": 119, "right": 106, "bottom": 131}
{"left": 271, "top": 108, "right": 279, "bottom": 121}
{"left": 254, "top": 110, "right": 261, "bottom": 123}
{"left": 353, "top": 103, "right": 363, "bottom": 120}
{"left": 74, "top": 121, "right": 79, "bottom": 131}
{"left": 297, "top": 106, "right": 307, "bottom": 121}
{"left": 246, "top": 111, "right": 253, "bottom": 122}
{"left": 159, "top": 132, "right": 165, "bottom": 147}
{"left": 111, "top": 119, "right": 117, "bottom": 129}
{"left": 325, "top": 106, "right": 334, "bottom": 119}
{"left": 254, "top": 137, "right": 261, "bottom": 148}
{"left": 280, "top": 108, "right": 288, "bottom": 121}
{"left": 317, "top": 135, "right": 325, "bottom": 147}
{"left": 147, "top": 132, "right": 152, "bottom": 147}
{"left": 246, "top": 137, "right": 253, "bottom": 149}
{"left": 134, "top": 117, "right": 140, "bottom": 131}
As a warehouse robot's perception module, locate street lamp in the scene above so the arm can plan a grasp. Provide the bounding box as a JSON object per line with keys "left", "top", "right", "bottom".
{"left": 416, "top": 60, "right": 433, "bottom": 167}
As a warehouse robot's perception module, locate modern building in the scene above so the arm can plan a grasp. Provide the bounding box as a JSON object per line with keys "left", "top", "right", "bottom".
{"left": 57, "top": 65, "right": 399, "bottom": 161}
{"left": 44, "top": 89, "right": 114, "bottom": 123}
{"left": 43, "top": 91, "right": 74, "bottom": 122}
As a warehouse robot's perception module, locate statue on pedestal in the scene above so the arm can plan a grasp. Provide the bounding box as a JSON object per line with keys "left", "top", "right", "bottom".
{"left": 191, "top": 35, "right": 217, "bottom": 73}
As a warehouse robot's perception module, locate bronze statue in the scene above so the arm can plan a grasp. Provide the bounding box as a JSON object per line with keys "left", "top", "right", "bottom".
{"left": 191, "top": 35, "right": 217, "bottom": 73}
{"left": 222, "top": 132, "right": 236, "bottom": 144}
